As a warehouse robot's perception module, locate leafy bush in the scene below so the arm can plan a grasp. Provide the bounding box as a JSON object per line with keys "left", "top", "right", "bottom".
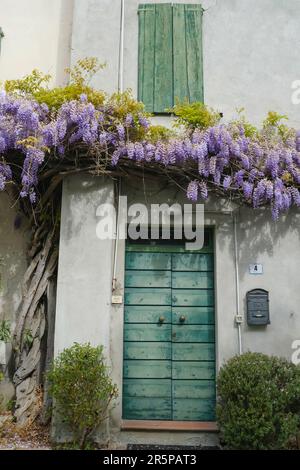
{"left": 230, "top": 107, "right": 258, "bottom": 138}
{"left": 5, "top": 58, "right": 106, "bottom": 110}
{"left": 147, "top": 124, "right": 174, "bottom": 142}
{"left": 47, "top": 343, "right": 118, "bottom": 449}
{"left": 217, "top": 352, "right": 300, "bottom": 449}
{"left": 170, "top": 100, "right": 221, "bottom": 130}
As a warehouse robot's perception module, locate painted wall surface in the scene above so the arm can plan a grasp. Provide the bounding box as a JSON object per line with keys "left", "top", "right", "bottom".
{"left": 71, "top": 0, "right": 300, "bottom": 127}
{"left": 0, "top": 193, "right": 29, "bottom": 368}
{"left": 0, "top": 0, "right": 73, "bottom": 85}
{"left": 55, "top": 174, "right": 300, "bottom": 444}
{"left": 54, "top": 175, "right": 115, "bottom": 356}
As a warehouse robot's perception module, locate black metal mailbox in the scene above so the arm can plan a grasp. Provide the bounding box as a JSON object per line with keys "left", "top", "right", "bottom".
{"left": 246, "top": 289, "right": 270, "bottom": 326}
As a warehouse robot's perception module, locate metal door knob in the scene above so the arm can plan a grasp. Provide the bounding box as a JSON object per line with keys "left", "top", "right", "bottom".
{"left": 159, "top": 316, "right": 165, "bottom": 323}
{"left": 179, "top": 315, "right": 186, "bottom": 322}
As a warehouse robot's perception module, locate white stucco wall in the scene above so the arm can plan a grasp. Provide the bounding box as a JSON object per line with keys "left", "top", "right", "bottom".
{"left": 54, "top": 175, "right": 115, "bottom": 356}
{"left": 0, "top": 0, "right": 73, "bottom": 86}
{"left": 71, "top": 0, "right": 300, "bottom": 127}
{"left": 0, "top": 193, "right": 29, "bottom": 370}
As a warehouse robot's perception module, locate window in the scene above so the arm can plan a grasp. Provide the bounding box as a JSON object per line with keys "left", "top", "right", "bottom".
{"left": 138, "top": 3, "right": 204, "bottom": 113}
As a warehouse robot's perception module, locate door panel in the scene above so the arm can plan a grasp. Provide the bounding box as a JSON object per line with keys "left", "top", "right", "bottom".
{"left": 172, "top": 380, "right": 216, "bottom": 398}
{"left": 172, "top": 307, "right": 214, "bottom": 324}
{"left": 124, "top": 378, "right": 171, "bottom": 397}
{"left": 124, "top": 341, "right": 171, "bottom": 360}
{"left": 172, "top": 289, "right": 214, "bottom": 307}
{"left": 125, "top": 270, "right": 171, "bottom": 288}
{"left": 172, "top": 342, "right": 215, "bottom": 361}
{"left": 172, "top": 271, "right": 214, "bottom": 289}
{"left": 125, "top": 252, "right": 171, "bottom": 270}
{"left": 172, "top": 253, "right": 213, "bottom": 271}
{"left": 172, "top": 324, "right": 215, "bottom": 343}
{"left": 125, "top": 306, "right": 171, "bottom": 323}
{"left": 172, "top": 361, "right": 215, "bottom": 380}
{"left": 123, "top": 359, "right": 171, "bottom": 379}
{"left": 173, "top": 398, "right": 216, "bottom": 421}
{"left": 123, "top": 398, "right": 172, "bottom": 420}
{"left": 124, "top": 323, "right": 171, "bottom": 342}
{"left": 125, "top": 287, "right": 171, "bottom": 305}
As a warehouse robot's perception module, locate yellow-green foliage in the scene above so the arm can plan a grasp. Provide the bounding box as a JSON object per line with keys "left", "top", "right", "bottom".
{"left": 170, "top": 100, "right": 221, "bottom": 129}
{"left": 5, "top": 58, "right": 106, "bottom": 111}
{"left": 231, "top": 108, "right": 258, "bottom": 138}
{"left": 263, "top": 111, "right": 288, "bottom": 128}
{"left": 34, "top": 85, "right": 105, "bottom": 111}
{"left": 107, "top": 89, "right": 146, "bottom": 119}
{"left": 107, "top": 90, "right": 152, "bottom": 140}
{"left": 5, "top": 69, "right": 52, "bottom": 95}
{"left": 147, "top": 125, "right": 174, "bottom": 142}
{"left": 262, "top": 111, "right": 294, "bottom": 141}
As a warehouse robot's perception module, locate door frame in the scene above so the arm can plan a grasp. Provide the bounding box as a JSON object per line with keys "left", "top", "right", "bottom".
{"left": 120, "top": 227, "right": 218, "bottom": 430}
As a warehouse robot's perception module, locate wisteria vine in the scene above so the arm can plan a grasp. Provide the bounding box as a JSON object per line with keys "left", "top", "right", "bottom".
{"left": 0, "top": 90, "right": 300, "bottom": 219}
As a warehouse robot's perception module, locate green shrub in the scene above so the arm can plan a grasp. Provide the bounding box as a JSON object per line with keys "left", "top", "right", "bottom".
{"left": 230, "top": 108, "right": 258, "bottom": 138}
{"left": 5, "top": 58, "right": 106, "bottom": 111}
{"left": 47, "top": 343, "right": 118, "bottom": 449}
{"left": 217, "top": 352, "right": 300, "bottom": 449}
{"left": 170, "top": 100, "right": 221, "bottom": 130}
{"left": 147, "top": 124, "right": 174, "bottom": 142}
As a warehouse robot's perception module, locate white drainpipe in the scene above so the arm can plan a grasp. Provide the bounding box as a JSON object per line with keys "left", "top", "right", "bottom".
{"left": 112, "top": 178, "right": 121, "bottom": 292}
{"left": 118, "top": 0, "right": 125, "bottom": 93}
{"left": 233, "top": 213, "right": 243, "bottom": 355}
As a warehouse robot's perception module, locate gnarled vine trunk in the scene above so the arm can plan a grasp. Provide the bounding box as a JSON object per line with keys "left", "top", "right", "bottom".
{"left": 12, "top": 215, "right": 59, "bottom": 426}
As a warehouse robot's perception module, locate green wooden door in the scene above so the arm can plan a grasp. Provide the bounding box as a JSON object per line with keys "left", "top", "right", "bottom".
{"left": 123, "top": 233, "right": 215, "bottom": 421}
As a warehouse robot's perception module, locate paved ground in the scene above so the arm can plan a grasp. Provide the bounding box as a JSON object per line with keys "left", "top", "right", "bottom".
{"left": 0, "top": 414, "right": 51, "bottom": 450}
{"left": 127, "top": 444, "right": 221, "bottom": 450}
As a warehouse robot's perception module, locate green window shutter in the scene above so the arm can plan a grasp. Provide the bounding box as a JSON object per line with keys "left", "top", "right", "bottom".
{"left": 138, "top": 4, "right": 156, "bottom": 112}
{"left": 153, "top": 3, "right": 173, "bottom": 113}
{"left": 173, "top": 4, "right": 204, "bottom": 104}
{"left": 138, "top": 4, "right": 203, "bottom": 113}
{"left": 138, "top": 3, "right": 173, "bottom": 113}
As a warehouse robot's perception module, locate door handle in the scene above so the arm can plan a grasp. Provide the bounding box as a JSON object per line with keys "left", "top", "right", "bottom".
{"left": 179, "top": 315, "right": 186, "bottom": 323}
{"left": 159, "top": 316, "right": 165, "bottom": 323}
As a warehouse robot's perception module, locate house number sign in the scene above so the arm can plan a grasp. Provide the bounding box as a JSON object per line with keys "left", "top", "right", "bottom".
{"left": 249, "top": 263, "right": 263, "bottom": 275}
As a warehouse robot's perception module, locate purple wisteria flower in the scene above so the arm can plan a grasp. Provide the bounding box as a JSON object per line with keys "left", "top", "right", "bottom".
{"left": 187, "top": 180, "right": 198, "bottom": 201}
{"left": 0, "top": 91, "right": 299, "bottom": 218}
{"left": 138, "top": 114, "right": 150, "bottom": 129}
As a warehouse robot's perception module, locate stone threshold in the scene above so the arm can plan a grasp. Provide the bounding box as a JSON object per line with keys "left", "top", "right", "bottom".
{"left": 121, "top": 420, "right": 218, "bottom": 432}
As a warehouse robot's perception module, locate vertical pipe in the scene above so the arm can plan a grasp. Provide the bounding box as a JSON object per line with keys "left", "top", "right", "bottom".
{"left": 118, "top": 0, "right": 125, "bottom": 93}
{"left": 233, "top": 213, "right": 242, "bottom": 355}
{"left": 112, "top": 178, "right": 121, "bottom": 292}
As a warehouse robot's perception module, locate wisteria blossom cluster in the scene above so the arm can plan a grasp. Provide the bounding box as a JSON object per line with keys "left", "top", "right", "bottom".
{"left": 0, "top": 90, "right": 300, "bottom": 219}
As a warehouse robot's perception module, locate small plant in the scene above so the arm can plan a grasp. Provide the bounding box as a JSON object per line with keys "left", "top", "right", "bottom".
{"left": 170, "top": 100, "right": 221, "bottom": 130}
{"left": 0, "top": 320, "right": 11, "bottom": 343}
{"left": 231, "top": 107, "right": 258, "bottom": 138}
{"left": 147, "top": 124, "right": 174, "bottom": 142}
{"left": 6, "top": 398, "right": 15, "bottom": 412}
{"left": 23, "top": 328, "right": 34, "bottom": 348}
{"left": 5, "top": 58, "right": 106, "bottom": 111}
{"left": 217, "top": 352, "right": 300, "bottom": 450}
{"left": 262, "top": 111, "right": 294, "bottom": 141}
{"left": 47, "top": 343, "right": 118, "bottom": 449}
